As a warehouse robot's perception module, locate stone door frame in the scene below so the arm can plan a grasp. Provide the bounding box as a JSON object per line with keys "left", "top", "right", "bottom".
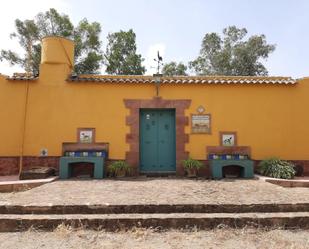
{"left": 124, "top": 97, "right": 191, "bottom": 176}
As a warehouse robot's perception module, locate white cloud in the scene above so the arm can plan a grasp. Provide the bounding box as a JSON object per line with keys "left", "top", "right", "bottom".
{"left": 0, "top": 0, "right": 71, "bottom": 75}
{"left": 144, "top": 43, "right": 166, "bottom": 75}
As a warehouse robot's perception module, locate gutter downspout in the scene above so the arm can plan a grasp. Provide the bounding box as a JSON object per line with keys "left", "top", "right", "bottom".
{"left": 19, "top": 80, "right": 30, "bottom": 178}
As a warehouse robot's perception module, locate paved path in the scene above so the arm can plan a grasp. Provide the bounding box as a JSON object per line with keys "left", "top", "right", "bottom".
{"left": 1, "top": 178, "right": 309, "bottom": 206}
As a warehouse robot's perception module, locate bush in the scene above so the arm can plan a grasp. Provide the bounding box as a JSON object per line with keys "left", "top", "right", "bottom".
{"left": 182, "top": 157, "right": 203, "bottom": 170}
{"left": 258, "top": 158, "right": 295, "bottom": 179}
{"left": 108, "top": 161, "right": 131, "bottom": 176}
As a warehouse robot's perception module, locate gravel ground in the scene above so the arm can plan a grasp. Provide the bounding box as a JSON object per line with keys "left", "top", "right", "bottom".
{"left": 1, "top": 179, "right": 309, "bottom": 248}
{"left": 0, "top": 178, "right": 309, "bottom": 206}
{"left": 0, "top": 227, "right": 309, "bottom": 249}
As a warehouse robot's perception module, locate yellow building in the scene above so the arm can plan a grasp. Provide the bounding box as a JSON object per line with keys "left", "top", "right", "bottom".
{"left": 0, "top": 36, "right": 308, "bottom": 177}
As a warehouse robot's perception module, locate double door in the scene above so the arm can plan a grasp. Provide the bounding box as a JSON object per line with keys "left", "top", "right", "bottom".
{"left": 140, "top": 109, "right": 176, "bottom": 173}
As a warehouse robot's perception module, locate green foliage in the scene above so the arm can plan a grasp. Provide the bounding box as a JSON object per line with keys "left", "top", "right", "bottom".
{"left": 0, "top": 8, "right": 103, "bottom": 74}
{"left": 73, "top": 19, "right": 103, "bottom": 74}
{"left": 0, "top": 19, "right": 40, "bottom": 73}
{"left": 162, "top": 61, "right": 187, "bottom": 76}
{"left": 0, "top": 50, "right": 24, "bottom": 67}
{"left": 36, "top": 8, "right": 74, "bottom": 37}
{"left": 182, "top": 157, "right": 203, "bottom": 170}
{"left": 189, "top": 26, "right": 276, "bottom": 76}
{"left": 104, "top": 29, "right": 145, "bottom": 75}
{"left": 108, "top": 161, "right": 131, "bottom": 176}
{"left": 258, "top": 158, "right": 296, "bottom": 179}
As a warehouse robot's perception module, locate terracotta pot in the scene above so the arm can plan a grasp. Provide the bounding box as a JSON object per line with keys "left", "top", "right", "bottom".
{"left": 186, "top": 168, "right": 197, "bottom": 178}
{"left": 115, "top": 169, "right": 126, "bottom": 178}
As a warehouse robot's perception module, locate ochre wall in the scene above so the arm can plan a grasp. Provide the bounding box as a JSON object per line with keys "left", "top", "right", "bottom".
{"left": 0, "top": 74, "right": 26, "bottom": 156}
{"left": 1, "top": 75, "right": 309, "bottom": 161}
{"left": 1, "top": 37, "right": 309, "bottom": 163}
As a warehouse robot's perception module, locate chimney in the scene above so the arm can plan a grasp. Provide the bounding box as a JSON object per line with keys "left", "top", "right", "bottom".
{"left": 39, "top": 36, "right": 74, "bottom": 80}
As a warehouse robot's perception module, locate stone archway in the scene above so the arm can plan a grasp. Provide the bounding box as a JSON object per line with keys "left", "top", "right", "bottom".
{"left": 124, "top": 97, "right": 191, "bottom": 176}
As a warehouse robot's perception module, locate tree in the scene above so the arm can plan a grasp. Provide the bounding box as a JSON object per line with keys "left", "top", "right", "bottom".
{"left": 0, "top": 8, "right": 103, "bottom": 75}
{"left": 189, "top": 26, "right": 276, "bottom": 76}
{"left": 162, "top": 62, "right": 187, "bottom": 76}
{"left": 104, "top": 29, "right": 145, "bottom": 75}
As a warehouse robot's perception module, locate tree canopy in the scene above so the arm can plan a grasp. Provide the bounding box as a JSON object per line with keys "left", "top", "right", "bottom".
{"left": 104, "top": 29, "right": 145, "bottom": 75}
{"left": 0, "top": 8, "right": 103, "bottom": 75}
{"left": 189, "top": 26, "right": 276, "bottom": 76}
{"left": 162, "top": 62, "right": 187, "bottom": 76}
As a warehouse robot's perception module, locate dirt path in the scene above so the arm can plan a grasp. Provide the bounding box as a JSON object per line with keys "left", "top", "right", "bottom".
{"left": 1, "top": 178, "right": 309, "bottom": 206}
{"left": 1, "top": 227, "right": 309, "bottom": 249}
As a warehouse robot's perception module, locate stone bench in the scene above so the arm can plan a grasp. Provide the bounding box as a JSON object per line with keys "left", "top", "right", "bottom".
{"left": 206, "top": 146, "right": 254, "bottom": 179}
{"left": 210, "top": 159, "right": 254, "bottom": 179}
{"left": 59, "top": 157, "right": 104, "bottom": 179}
{"left": 59, "top": 142, "right": 108, "bottom": 179}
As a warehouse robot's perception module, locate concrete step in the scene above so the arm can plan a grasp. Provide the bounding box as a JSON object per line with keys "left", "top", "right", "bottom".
{"left": 0, "top": 212, "right": 309, "bottom": 232}
{"left": 1, "top": 203, "right": 309, "bottom": 214}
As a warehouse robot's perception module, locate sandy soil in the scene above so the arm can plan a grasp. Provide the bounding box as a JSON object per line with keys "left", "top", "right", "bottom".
{"left": 0, "top": 227, "right": 309, "bottom": 249}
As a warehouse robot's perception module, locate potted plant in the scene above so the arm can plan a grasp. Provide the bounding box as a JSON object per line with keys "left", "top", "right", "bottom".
{"left": 182, "top": 157, "right": 203, "bottom": 177}
{"left": 108, "top": 161, "right": 131, "bottom": 177}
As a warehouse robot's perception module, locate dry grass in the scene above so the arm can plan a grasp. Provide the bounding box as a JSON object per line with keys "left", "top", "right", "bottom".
{"left": 0, "top": 224, "right": 308, "bottom": 249}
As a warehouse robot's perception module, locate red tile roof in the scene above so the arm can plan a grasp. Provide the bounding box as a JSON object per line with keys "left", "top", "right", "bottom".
{"left": 6, "top": 73, "right": 38, "bottom": 81}
{"left": 67, "top": 75, "right": 297, "bottom": 85}
{"left": 5, "top": 73, "right": 297, "bottom": 85}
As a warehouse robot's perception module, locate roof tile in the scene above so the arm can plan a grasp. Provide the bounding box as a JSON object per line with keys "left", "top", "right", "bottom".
{"left": 6, "top": 73, "right": 38, "bottom": 81}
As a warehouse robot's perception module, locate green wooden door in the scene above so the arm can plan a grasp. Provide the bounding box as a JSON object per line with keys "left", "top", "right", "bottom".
{"left": 140, "top": 109, "right": 176, "bottom": 173}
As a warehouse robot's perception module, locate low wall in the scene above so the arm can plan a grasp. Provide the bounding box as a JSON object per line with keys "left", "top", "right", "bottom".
{"left": 0, "top": 157, "right": 19, "bottom": 175}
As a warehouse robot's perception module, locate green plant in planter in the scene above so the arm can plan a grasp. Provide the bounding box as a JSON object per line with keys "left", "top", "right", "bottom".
{"left": 258, "top": 158, "right": 295, "bottom": 179}
{"left": 182, "top": 157, "right": 203, "bottom": 177}
{"left": 108, "top": 161, "right": 131, "bottom": 177}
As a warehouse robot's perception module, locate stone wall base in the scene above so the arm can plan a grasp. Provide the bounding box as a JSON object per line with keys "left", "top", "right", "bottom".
{"left": 0, "top": 157, "right": 19, "bottom": 175}
{"left": 0, "top": 156, "right": 60, "bottom": 176}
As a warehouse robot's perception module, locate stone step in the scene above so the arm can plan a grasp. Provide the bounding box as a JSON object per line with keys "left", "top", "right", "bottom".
{"left": 0, "top": 212, "right": 309, "bottom": 232}
{"left": 0, "top": 176, "right": 58, "bottom": 193}
{"left": 0, "top": 203, "right": 309, "bottom": 214}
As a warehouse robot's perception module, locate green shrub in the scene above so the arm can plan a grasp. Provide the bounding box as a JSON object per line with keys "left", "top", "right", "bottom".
{"left": 258, "top": 158, "right": 295, "bottom": 179}
{"left": 182, "top": 157, "right": 203, "bottom": 170}
{"left": 108, "top": 161, "right": 131, "bottom": 176}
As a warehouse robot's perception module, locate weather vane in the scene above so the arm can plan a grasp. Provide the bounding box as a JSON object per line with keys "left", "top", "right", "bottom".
{"left": 154, "top": 51, "right": 163, "bottom": 74}
{"left": 153, "top": 51, "right": 163, "bottom": 97}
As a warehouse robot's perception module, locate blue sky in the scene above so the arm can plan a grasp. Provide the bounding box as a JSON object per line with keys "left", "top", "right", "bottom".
{"left": 0, "top": 0, "right": 309, "bottom": 77}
